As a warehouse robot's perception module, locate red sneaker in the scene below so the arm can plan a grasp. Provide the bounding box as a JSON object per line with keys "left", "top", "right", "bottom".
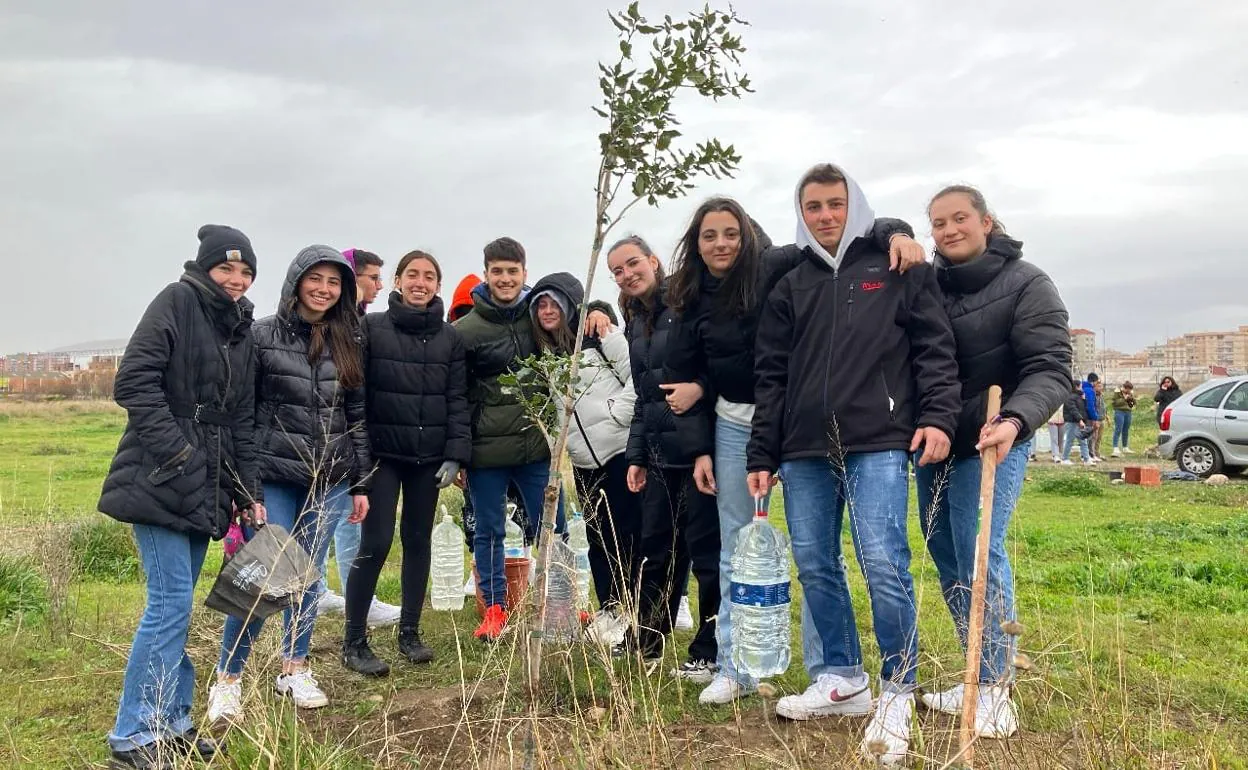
{"left": 474, "top": 604, "right": 509, "bottom": 642}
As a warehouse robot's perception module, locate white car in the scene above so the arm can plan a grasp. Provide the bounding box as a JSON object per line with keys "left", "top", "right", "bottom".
{"left": 1157, "top": 375, "right": 1248, "bottom": 476}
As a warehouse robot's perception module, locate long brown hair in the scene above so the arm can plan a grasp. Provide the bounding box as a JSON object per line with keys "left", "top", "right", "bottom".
{"left": 291, "top": 266, "right": 364, "bottom": 390}
{"left": 668, "top": 197, "right": 762, "bottom": 317}
{"left": 609, "top": 235, "right": 665, "bottom": 328}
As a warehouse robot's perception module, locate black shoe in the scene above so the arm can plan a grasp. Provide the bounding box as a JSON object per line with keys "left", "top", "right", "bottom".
{"left": 173, "top": 728, "right": 224, "bottom": 760}
{"left": 397, "top": 626, "right": 435, "bottom": 664}
{"left": 342, "top": 637, "right": 391, "bottom": 676}
{"left": 109, "top": 743, "right": 174, "bottom": 770}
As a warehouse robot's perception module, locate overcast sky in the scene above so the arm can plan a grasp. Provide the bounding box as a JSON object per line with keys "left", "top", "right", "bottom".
{"left": 2, "top": 0, "right": 1245, "bottom": 355}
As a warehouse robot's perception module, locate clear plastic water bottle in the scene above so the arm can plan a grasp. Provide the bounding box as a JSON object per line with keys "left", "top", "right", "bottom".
{"left": 430, "top": 507, "right": 465, "bottom": 611}
{"left": 504, "top": 515, "right": 526, "bottom": 560}
{"left": 566, "top": 510, "right": 591, "bottom": 609}
{"left": 730, "top": 496, "right": 791, "bottom": 678}
{"left": 543, "top": 540, "right": 579, "bottom": 643}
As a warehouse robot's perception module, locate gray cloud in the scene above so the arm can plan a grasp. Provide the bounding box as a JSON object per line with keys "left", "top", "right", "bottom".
{"left": 2, "top": 0, "right": 1245, "bottom": 355}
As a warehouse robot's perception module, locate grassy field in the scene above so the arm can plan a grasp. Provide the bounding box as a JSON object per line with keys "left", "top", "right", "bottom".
{"left": 0, "top": 400, "right": 1245, "bottom": 768}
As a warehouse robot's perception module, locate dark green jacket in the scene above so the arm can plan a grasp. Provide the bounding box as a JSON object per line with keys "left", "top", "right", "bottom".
{"left": 453, "top": 285, "right": 550, "bottom": 468}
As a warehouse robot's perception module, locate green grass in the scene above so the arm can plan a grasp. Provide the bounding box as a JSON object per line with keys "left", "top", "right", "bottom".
{"left": 0, "top": 400, "right": 1245, "bottom": 768}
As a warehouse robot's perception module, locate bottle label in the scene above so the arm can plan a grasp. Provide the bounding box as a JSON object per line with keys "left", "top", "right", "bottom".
{"left": 729, "top": 581, "right": 791, "bottom": 607}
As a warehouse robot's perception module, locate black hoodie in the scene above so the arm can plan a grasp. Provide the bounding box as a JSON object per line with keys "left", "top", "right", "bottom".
{"left": 933, "top": 235, "right": 1072, "bottom": 458}
{"left": 252, "top": 246, "right": 373, "bottom": 492}
{"left": 747, "top": 165, "right": 961, "bottom": 471}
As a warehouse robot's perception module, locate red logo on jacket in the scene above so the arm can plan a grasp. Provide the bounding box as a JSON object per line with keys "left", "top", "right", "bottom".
{"left": 861, "top": 281, "right": 885, "bottom": 292}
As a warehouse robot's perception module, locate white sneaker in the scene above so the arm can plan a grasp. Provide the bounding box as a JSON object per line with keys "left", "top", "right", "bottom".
{"left": 675, "top": 596, "right": 694, "bottom": 631}
{"left": 1083, "top": 459, "right": 1097, "bottom": 466}
{"left": 585, "top": 609, "right": 627, "bottom": 647}
{"left": 920, "top": 683, "right": 964, "bottom": 715}
{"left": 367, "top": 599, "right": 402, "bottom": 627}
{"left": 1061, "top": 460, "right": 1073, "bottom": 465}
{"left": 1111, "top": 447, "right": 1122, "bottom": 457}
{"left": 463, "top": 572, "right": 476, "bottom": 596}
{"left": 207, "top": 679, "right": 243, "bottom": 724}
{"left": 275, "top": 669, "right": 328, "bottom": 709}
{"left": 923, "top": 683, "right": 1018, "bottom": 738}
{"left": 975, "top": 685, "right": 1019, "bottom": 738}
{"left": 775, "top": 672, "right": 872, "bottom": 720}
{"left": 317, "top": 590, "right": 346, "bottom": 615}
{"left": 1051, "top": 455, "right": 1062, "bottom": 463}
{"left": 860, "top": 690, "right": 913, "bottom": 766}
{"left": 698, "top": 673, "right": 756, "bottom": 704}
{"left": 1123, "top": 447, "right": 1135, "bottom": 455}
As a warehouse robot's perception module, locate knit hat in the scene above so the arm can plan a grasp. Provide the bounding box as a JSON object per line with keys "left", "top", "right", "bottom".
{"left": 449, "top": 274, "right": 483, "bottom": 322}
{"left": 196, "top": 224, "right": 257, "bottom": 275}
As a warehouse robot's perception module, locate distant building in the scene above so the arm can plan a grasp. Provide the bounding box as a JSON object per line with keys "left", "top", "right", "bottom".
{"left": 1, "top": 352, "right": 75, "bottom": 375}
{"left": 1070, "top": 328, "right": 1097, "bottom": 376}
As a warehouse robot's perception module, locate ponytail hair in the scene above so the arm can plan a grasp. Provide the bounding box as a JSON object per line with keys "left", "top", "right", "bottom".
{"left": 929, "top": 184, "right": 1007, "bottom": 237}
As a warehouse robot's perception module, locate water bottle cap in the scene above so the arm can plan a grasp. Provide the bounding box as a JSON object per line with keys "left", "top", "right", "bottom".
{"left": 754, "top": 494, "right": 767, "bottom": 519}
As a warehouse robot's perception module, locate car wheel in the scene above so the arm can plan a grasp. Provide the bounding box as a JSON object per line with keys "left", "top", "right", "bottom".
{"left": 1176, "top": 439, "right": 1223, "bottom": 477}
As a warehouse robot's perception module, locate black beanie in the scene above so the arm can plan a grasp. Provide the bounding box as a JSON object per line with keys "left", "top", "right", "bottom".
{"left": 196, "top": 224, "right": 257, "bottom": 275}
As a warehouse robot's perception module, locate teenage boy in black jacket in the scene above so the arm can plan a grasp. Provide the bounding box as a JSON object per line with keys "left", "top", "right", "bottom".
{"left": 745, "top": 163, "right": 960, "bottom": 763}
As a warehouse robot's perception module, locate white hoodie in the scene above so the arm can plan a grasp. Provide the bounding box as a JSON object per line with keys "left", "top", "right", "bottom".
{"left": 794, "top": 163, "right": 876, "bottom": 273}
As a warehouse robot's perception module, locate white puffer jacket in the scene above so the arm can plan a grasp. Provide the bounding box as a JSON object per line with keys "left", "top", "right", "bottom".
{"left": 564, "top": 328, "right": 635, "bottom": 469}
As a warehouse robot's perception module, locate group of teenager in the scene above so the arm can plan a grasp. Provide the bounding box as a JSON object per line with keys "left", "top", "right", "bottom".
{"left": 98, "top": 162, "right": 1072, "bottom": 769}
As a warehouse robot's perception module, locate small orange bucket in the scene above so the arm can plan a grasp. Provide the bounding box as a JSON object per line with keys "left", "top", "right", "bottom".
{"left": 474, "top": 557, "right": 532, "bottom": 617}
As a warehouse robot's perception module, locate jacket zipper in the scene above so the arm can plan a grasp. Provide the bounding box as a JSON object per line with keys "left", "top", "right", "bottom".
{"left": 820, "top": 271, "right": 840, "bottom": 449}
{"left": 572, "top": 410, "right": 603, "bottom": 468}
{"left": 846, "top": 281, "right": 855, "bottom": 327}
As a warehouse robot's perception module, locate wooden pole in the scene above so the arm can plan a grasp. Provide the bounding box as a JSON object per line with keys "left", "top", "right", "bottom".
{"left": 959, "top": 385, "right": 1003, "bottom": 766}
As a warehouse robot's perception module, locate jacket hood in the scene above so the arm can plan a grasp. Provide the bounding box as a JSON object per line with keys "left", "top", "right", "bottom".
{"left": 794, "top": 163, "right": 875, "bottom": 272}
{"left": 449, "top": 274, "right": 482, "bottom": 321}
{"left": 279, "top": 245, "right": 357, "bottom": 320}
{"left": 934, "top": 235, "right": 1024, "bottom": 295}
{"left": 530, "top": 272, "right": 585, "bottom": 334}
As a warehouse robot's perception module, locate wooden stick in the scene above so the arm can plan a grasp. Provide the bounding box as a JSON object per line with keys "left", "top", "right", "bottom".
{"left": 959, "top": 385, "right": 1003, "bottom": 766}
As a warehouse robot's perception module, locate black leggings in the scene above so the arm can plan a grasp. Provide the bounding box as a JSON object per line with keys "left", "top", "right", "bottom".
{"left": 634, "top": 465, "right": 720, "bottom": 662}
{"left": 345, "top": 459, "right": 439, "bottom": 642}
{"left": 573, "top": 454, "right": 642, "bottom": 611}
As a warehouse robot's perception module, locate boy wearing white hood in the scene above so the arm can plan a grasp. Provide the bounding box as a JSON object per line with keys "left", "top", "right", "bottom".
{"left": 746, "top": 163, "right": 961, "bottom": 764}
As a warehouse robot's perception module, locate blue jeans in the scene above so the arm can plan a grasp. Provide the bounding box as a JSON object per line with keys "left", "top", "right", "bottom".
{"left": 317, "top": 512, "right": 361, "bottom": 595}
{"left": 467, "top": 461, "right": 566, "bottom": 608}
{"left": 218, "top": 482, "right": 348, "bottom": 675}
{"left": 915, "top": 440, "right": 1029, "bottom": 684}
{"left": 781, "top": 451, "right": 917, "bottom": 692}
{"left": 714, "top": 418, "right": 772, "bottom": 685}
{"left": 1062, "top": 423, "right": 1090, "bottom": 462}
{"left": 108, "top": 524, "right": 209, "bottom": 752}
{"left": 1112, "top": 410, "right": 1132, "bottom": 448}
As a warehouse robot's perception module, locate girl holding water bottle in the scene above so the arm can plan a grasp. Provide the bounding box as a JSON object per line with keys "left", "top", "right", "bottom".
{"left": 341, "top": 250, "right": 471, "bottom": 675}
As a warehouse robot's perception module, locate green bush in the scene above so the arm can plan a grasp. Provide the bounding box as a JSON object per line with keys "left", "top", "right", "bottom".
{"left": 1033, "top": 473, "right": 1105, "bottom": 497}
{"left": 0, "top": 556, "right": 48, "bottom": 621}
{"left": 70, "top": 519, "right": 140, "bottom": 581}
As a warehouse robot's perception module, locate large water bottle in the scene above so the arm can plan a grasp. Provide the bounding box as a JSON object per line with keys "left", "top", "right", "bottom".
{"left": 543, "top": 540, "right": 579, "bottom": 643}
{"left": 566, "top": 510, "right": 591, "bottom": 609}
{"left": 430, "top": 507, "right": 465, "bottom": 611}
{"left": 730, "top": 496, "right": 791, "bottom": 678}
{"left": 504, "top": 514, "right": 526, "bottom": 560}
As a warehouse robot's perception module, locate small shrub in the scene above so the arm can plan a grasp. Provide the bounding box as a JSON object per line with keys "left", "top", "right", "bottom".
{"left": 30, "top": 443, "right": 79, "bottom": 456}
{"left": 70, "top": 519, "right": 140, "bottom": 581}
{"left": 0, "top": 556, "right": 48, "bottom": 621}
{"left": 1033, "top": 474, "right": 1105, "bottom": 497}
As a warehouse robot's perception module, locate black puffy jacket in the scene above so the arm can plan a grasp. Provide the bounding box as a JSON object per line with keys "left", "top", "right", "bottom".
{"left": 933, "top": 236, "right": 1072, "bottom": 458}
{"left": 624, "top": 281, "right": 710, "bottom": 469}
{"left": 99, "top": 263, "right": 260, "bottom": 538}
{"left": 253, "top": 247, "right": 372, "bottom": 492}
{"left": 364, "top": 292, "right": 472, "bottom": 465}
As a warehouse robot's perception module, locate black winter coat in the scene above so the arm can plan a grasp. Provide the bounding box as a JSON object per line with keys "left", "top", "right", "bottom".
{"left": 99, "top": 263, "right": 260, "bottom": 538}
{"left": 365, "top": 293, "right": 472, "bottom": 466}
{"left": 253, "top": 247, "right": 372, "bottom": 493}
{"left": 624, "top": 281, "right": 710, "bottom": 469}
{"left": 933, "top": 236, "right": 1072, "bottom": 458}
{"left": 748, "top": 241, "right": 961, "bottom": 472}
{"left": 1063, "top": 390, "right": 1088, "bottom": 424}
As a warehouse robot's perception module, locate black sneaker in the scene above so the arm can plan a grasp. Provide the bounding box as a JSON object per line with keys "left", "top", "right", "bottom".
{"left": 172, "top": 728, "right": 224, "bottom": 760}
{"left": 397, "top": 627, "right": 435, "bottom": 664}
{"left": 673, "top": 659, "right": 719, "bottom": 684}
{"left": 342, "top": 637, "right": 391, "bottom": 677}
{"left": 109, "top": 743, "right": 174, "bottom": 770}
